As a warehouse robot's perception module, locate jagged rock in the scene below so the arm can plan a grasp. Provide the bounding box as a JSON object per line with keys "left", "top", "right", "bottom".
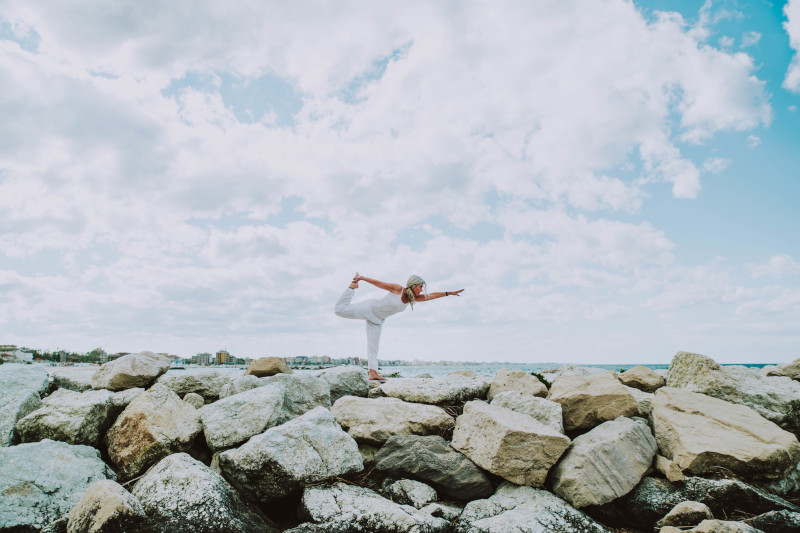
{"left": 310, "top": 365, "right": 369, "bottom": 403}
{"left": 688, "top": 520, "right": 763, "bottom": 532}
{"left": 183, "top": 392, "right": 205, "bottom": 409}
{"left": 218, "top": 375, "right": 263, "bottom": 398}
{"left": 155, "top": 369, "right": 232, "bottom": 402}
{"left": 666, "top": 351, "right": 800, "bottom": 434}
{"left": 374, "top": 434, "right": 493, "bottom": 501}
{"left": 91, "top": 352, "right": 170, "bottom": 391}
{"left": 201, "top": 382, "right": 284, "bottom": 451}
{"left": 656, "top": 501, "right": 714, "bottom": 528}
{"left": 244, "top": 357, "right": 292, "bottom": 377}
{"left": 383, "top": 479, "right": 437, "bottom": 509}
{"left": 219, "top": 406, "right": 363, "bottom": 502}
{"left": 1, "top": 363, "right": 50, "bottom": 395}
{"left": 377, "top": 375, "right": 490, "bottom": 405}
{"left": 66, "top": 479, "right": 146, "bottom": 533}
{"left": 490, "top": 391, "right": 564, "bottom": 433}
{"left": 619, "top": 365, "right": 665, "bottom": 393}
{"left": 0, "top": 440, "right": 115, "bottom": 532}
{"left": 451, "top": 400, "right": 570, "bottom": 486}
{"left": 455, "top": 482, "right": 609, "bottom": 533}
{"left": 625, "top": 385, "right": 654, "bottom": 417}
{"left": 359, "top": 443, "right": 379, "bottom": 469}
{"left": 655, "top": 454, "right": 686, "bottom": 482}
{"left": 552, "top": 417, "right": 657, "bottom": 507}
{"left": 50, "top": 367, "right": 95, "bottom": 392}
{"left": 588, "top": 475, "right": 800, "bottom": 530}
{"left": 548, "top": 371, "right": 638, "bottom": 432}
{"left": 765, "top": 358, "right": 800, "bottom": 380}
{"left": 109, "top": 387, "right": 144, "bottom": 411}
{"left": 421, "top": 502, "right": 462, "bottom": 521}
{"left": 652, "top": 387, "right": 800, "bottom": 480}
{"left": 332, "top": 396, "right": 454, "bottom": 445}
{"left": 744, "top": 510, "right": 800, "bottom": 533}
{"left": 298, "top": 482, "right": 450, "bottom": 532}
{"left": 41, "top": 517, "right": 68, "bottom": 533}
{"left": 0, "top": 388, "right": 41, "bottom": 446}
{"left": 131, "top": 453, "right": 277, "bottom": 533}
{"left": 487, "top": 369, "right": 547, "bottom": 399}
{"left": 106, "top": 384, "right": 202, "bottom": 481}
{"left": 261, "top": 373, "right": 331, "bottom": 425}
{"left": 16, "top": 388, "right": 112, "bottom": 447}
{"left": 544, "top": 364, "right": 603, "bottom": 384}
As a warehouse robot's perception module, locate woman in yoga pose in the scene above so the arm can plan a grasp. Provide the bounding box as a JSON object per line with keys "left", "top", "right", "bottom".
{"left": 334, "top": 273, "right": 464, "bottom": 381}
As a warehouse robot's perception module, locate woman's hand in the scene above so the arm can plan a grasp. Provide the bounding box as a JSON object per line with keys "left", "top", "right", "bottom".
{"left": 449, "top": 289, "right": 465, "bottom": 296}
{"left": 353, "top": 273, "right": 364, "bottom": 282}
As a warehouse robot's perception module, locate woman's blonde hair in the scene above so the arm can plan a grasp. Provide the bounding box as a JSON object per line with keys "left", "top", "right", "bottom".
{"left": 405, "top": 275, "right": 426, "bottom": 309}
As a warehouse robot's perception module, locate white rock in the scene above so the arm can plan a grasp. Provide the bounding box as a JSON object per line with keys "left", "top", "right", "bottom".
{"left": 490, "top": 391, "right": 564, "bottom": 433}
{"left": 625, "top": 385, "right": 655, "bottom": 417}
{"left": 219, "top": 375, "right": 263, "bottom": 398}
{"left": 16, "top": 388, "right": 113, "bottom": 447}
{"left": 384, "top": 479, "right": 438, "bottom": 509}
{"left": 201, "top": 383, "right": 284, "bottom": 451}
{"left": 332, "top": 396, "right": 454, "bottom": 444}
{"left": 50, "top": 367, "right": 95, "bottom": 392}
{"left": 0, "top": 389, "right": 41, "bottom": 446}
{"left": 548, "top": 371, "right": 639, "bottom": 432}
{"left": 0, "top": 363, "right": 49, "bottom": 396}
{"left": 378, "top": 375, "right": 490, "bottom": 404}
{"left": 92, "top": 352, "right": 170, "bottom": 391}
{"left": 487, "top": 369, "right": 547, "bottom": 399}
{"left": 656, "top": 501, "right": 714, "bottom": 528}
{"left": 66, "top": 479, "right": 146, "bottom": 533}
{"left": 310, "top": 365, "right": 369, "bottom": 403}
{"left": 261, "top": 373, "right": 331, "bottom": 425}
{"left": 155, "top": 369, "right": 232, "bottom": 401}
{"left": 183, "top": 392, "right": 205, "bottom": 409}
{"left": 421, "top": 502, "right": 463, "bottom": 522}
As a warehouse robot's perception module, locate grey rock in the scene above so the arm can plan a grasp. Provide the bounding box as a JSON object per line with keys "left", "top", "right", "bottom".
{"left": 155, "top": 369, "right": 232, "bottom": 402}
{"left": 656, "top": 501, "right": 714, "bottom": 528}
{"left": 109, "top": 387, "right": 144, "bottom": 411}
{"left": 454, "top": 482, "right": 610, "bottom": 533}
{"left": 66, "top": 479, "right": 146, "bottom": 533}
{"left": 744, "top": 510, "right": 800, "bottom": 533}
{"left": 131, "top": 452, "right": 277, "bottom": 533}
{"left": 374, "top": 434, "right": 493, "bottom": 501}
{"left": 16, "top": 388, "right": 112, "bottom": 447}
{"left": 310, "top": 365, "right": 369, "bottom": 403}
{"left": 384, "top": 479, "right": 437, "bottom": 509}
{"left": 50, "top": 367, "right": 96, "bottom": 392}
{"left": 218, "top": 375, "right": 263, "bottom": 399}
{"left": 764, "top": 460, "right": 800, "bottom": 497}
{"left": 688, "top": 520, "right": 764, "bottom": 532}
{"left": 420, "top": 502, "right": 462, "bottom": 521}
{"left": 219, "top": 406, "right": 363, "bottom": 502}
{"left": 201, "top": 382, "right": 284, "bottom": 451}
{"left": 545, "top": 364, "right": 603, "bottom": 384}
{"left": 261, "top": 373, "right": 331, "bottom": 425}
{"left": 41, "top": 517, "right": 68, "bottom": 533}
{"left": 92, "top": 352, "right": 171, "bottom": 391}
{"left": 490, "top": 390, "right": 564, "bottom": 433}
{"left": 378, "top": 375, "right": 490, "bottom": 405}
{"left": 0, "top": 388, "right": 41, "bottom": 446}
{"left": 299, "top": 482, "right": 450, "bottom": 533}
{"left": 182, "top": 392, "right": 205, "bottom": 409}
{"left": 0, "top": 363, "right": 50, "bottom": 397}
{"left": 548, "top": 371, "right": 639, "bottom": 433}
{"left": 488, "top": 369, "right": 547, "bottom": 399}
{"left": 625, "top": 385, "right": 654, "bottom": 417}
{"left": 765, "top": 358, "right": 800, "bottom": 380}
{"left": 0, "top": 440, "right": 115, "bottom": 532}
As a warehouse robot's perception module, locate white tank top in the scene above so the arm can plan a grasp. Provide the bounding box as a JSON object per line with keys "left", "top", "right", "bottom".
{"left": 371, "top": 292, "right": 408, "bottom": 321}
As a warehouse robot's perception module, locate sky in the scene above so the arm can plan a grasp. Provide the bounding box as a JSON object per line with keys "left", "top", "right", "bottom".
{"left": 0, "top": 0, "right": 798, "bottom": 365}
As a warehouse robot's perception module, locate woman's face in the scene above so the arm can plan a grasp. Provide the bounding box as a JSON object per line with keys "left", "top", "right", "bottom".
{"left": 412, "top": 284, "right": 424, "bottom": 296}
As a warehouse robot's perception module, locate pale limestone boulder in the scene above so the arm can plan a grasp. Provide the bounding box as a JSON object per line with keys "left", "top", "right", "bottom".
{"left": 261, "top": 373, "right": 331, "bottom": 425}
{"left": 490, "top": 391, "right": 564, "bottom": 433}
{"left": 656, "top": 501, "right": 714, "bottom": 528}
{"left": 420, "top": 502, "right": 463, "bottom": 522}
{"left": 0, "top": 388, "right": 41, "bottom": 446}
{"left": 66, "top": 479, "right": 146, "bottom": 533}
{"left": 182, "top": 392, "right": 205, "bottom": 409}
{"left": 625, "top": 385, "right": 655, "bottom": 417}
{"left": 132, "top": 453, "right": 277, "bottom": 533}
{"left": 109, "top": 387, "right": 144, "bottom": 411}
{"left": 487, "top": 369, "right": 547, "bottom": 400}
{"left": 298, "top": 482, "right": 450, "bottom": 532}
{"left": 106, "top": 384, "right": 202, "bottom": 481}
{"left": 766, "top": 358, "right": 800, "bottom": 380}
{"left": 310, "top": 365, "right": 369, "bottom": 403}
{"left": 332, "top": 396, "right": 454, "bottom": 445}
{"left": 548, "top": 371, "right": 638, "bottom": 432}
{"left": 551, "top": 417, "right": 657, "bottom": 507}
{"left": 666, "top": 351, "right": 800, "bottom": 434}
{"left": 92, "top": 352, "right": 170, "bottom": 391}
{"left": 219, "top": 375, "right": 263, "bottom": 398}
{"left": 219, "top": 406, "right": 363, "bottom": 502}
{"left": 244, "top": 357, "right": 292, "bottom": 377}
{"left": 656, "top": 454, "right": 686, "bottom": 482}
{"left": 50, "top": 367, "right": 95, "bottom": 392}
{"left": 652, "top": 387, "right": 800, "bottom": 480}
{"left": 689, "top": 520, "right": 763, "bottom": 532}
{"left": 544, "top": 364, "right": 602, "bottom": 384}
{"left": 377, "top": 375, "right": 490, "bottom": 405}
{"left": 454, "top": 482, "right": 609, "bottom": 533}
{"left": 383, "top": 479, "right": 437, "bottom": 509}
{"left": 155, "top": 369, "right": 231, "bottom": 402}
{"left": 619, "top": 365, "right": 666, "bottom": 393}
{"left": 16, "top": 388, "right": 112, "bottom": 447}
{"left": 201, "top": 382, "right": 284, "bottom": 451}
{"left": 450, "top": 400, "right": 571, "bottom": 486}
{"left": 0, "top": 363, "right": 50, "bottom": 396}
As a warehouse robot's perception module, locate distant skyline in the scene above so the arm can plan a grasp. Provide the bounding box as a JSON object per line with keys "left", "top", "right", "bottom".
{"left": 1, "top": 1, "right": 798, "bottom": 365}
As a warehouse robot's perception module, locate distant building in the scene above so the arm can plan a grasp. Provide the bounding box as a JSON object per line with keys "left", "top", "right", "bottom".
{"left": 0, "top": 344, "right": 18, "bottom": 352}
{"left": 1, "top": 349, "right": 34, "bottom": 363}
{"left": 216, "top": 350, "right": 230, "bottom": 364}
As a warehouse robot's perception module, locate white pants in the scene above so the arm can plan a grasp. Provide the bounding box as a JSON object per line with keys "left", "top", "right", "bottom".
{"left": 334, "top": 288, "right": 382, "bottom": 371}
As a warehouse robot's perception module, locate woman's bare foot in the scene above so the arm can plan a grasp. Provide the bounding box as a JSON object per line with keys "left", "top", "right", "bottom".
{"left": 349, "top": 281, "right": 359, "bottom": 289}
{"left": 368, "top": 369, "right": 387, "bottom": 381}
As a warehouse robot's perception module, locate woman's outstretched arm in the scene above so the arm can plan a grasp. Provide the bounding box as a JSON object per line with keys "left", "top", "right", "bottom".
{"left": 354, "top": 274, "right": 403, "bottom": 294}
{"left": 416, "top": 289, "right": 464, "bottom": 302}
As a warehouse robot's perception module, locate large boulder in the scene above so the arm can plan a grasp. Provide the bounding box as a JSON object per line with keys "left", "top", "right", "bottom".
{"left": 377, "top": 375, "right": 490, "bottom": 405}
{"left": 49, "top": 367, "right": 95, "bottom": 393}
{"left": 182, "top": 392, "right": 205, "bottom": 409}
{"left": 261, "top": 373, "right": 331, "bottom": 425}
{"left": 201, "top": 382, "right": 284, "bottom": 451}
{"left": 548, "top": 371, "right": 639, "bottom": 433}
{"left": 625, "top": 385, "right": 655, "bottom": 417}
{"left": 744, "top": 510, "right": 800, "bottom": 533}
{"left": 219, "top": 406, "right": 363, "bottom": 502}
{"left": 454, "top": 482, "right": 609, "bottom": 533}
{"left": 296, "top": 482, "right": 450, "bottom": 533}
{"left": 656, "top": 501, "right": 714, "bottom": 528}
{"left": 666, "top": 351, "right": 800, "bottom": 434}
{"left": 652, "top": 387, "right": 800, "bottom": 480}
{"left": 16, "top": 389, "right": 112, "bottom": 447}
{"left": 106, "top": 384, "right": 202, "bottom": 481}
{"left": 0, "top": 363, "right": 50, "bottom": 397}
{"left": 155, "top": 369, "right": 232, "bottom": 402}
{"left": 490, "top": 391, "right": 564, "bottom": 433}
{"left": 244, "top": 357, "right": 292, "bottom": 377}
{"left": 131, "top": 453, "right": 277, "bottom": 533}
{"left": 92, "top": 352, "right": 170, "bottom": 391}
{"left": 765, "top": 358, "right": 800, "bottom": 380}
{"left": 487, "top": 369, "right": 547, "bottom": 400}
{"left": 332, "top": 396, "right": 454, "bottom": 445}
{"left": 66, "top": 479, "right": 146, "bottom": 533}
{"left": 0, "top": 388, "right": 41, "bottom": 446}
{"left": 450, "top": 400, "right": 571, "bottom": 486}
{"left": 383, "top": 479, "right": 437, "bottom": 509}
{"left": 218, "top": 375, "right": 263, "bottom": 399}
{"left": 619, "top": 365, "right": 665, "bottom": 393}
{"left": 374, "top": 434, "right": 493, "bottom": 501}
{"left": 310, "top": 365, "right": 370, "bottom": 403}
{"left": 0, "top": 440, "right": 115, "bottom": 532}
{"left": 551, "top": 417, "right": 657, "bottom": 507}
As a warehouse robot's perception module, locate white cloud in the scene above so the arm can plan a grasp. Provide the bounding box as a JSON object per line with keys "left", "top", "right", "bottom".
{"left": 747, "top": 134, "right": 761, "bottom": 147}
{"left": 703, "top": 157, "right": 730, "bottom": 173}
{"left": 750, "top": 255, "right": 800, "bottom": 279}
{"left": 785, "top": 0, "right": 800, "bottom": 91}
{"left": 741, "top": 31, "right": 761, "bottom": 48}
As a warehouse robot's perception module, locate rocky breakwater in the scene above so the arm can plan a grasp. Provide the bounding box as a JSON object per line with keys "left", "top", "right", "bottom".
{"left": 3, "top": 356, "right": 800, "bottom": 533}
